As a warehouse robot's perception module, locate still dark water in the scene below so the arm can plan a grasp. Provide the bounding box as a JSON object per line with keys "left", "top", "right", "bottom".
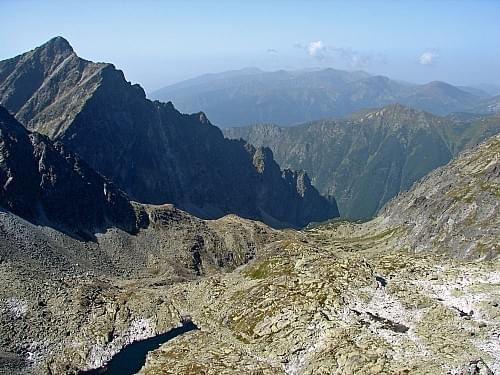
{"left": 78, "top": 321, "right": 198, "bottom": 375}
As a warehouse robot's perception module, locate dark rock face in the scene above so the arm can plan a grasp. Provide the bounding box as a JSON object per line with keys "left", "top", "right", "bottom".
{"left": 0, "top": 106, "right": 144, "bottom": 238}
{"left": 225, "top": 104, "right": 500, "bottom": 219}
{"left": 0, "top": 37, "right": 338, "bottom": 227}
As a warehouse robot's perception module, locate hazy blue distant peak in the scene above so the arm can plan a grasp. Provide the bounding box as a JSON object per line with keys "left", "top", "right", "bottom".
{"left": 472, "top": 83, "right": 500, "bottom": 97}
{"left": 155, "top": 67, "right": 265, "bottom": 92}
{"left": 151, "top": 67, "right": 484, "bottom": 127}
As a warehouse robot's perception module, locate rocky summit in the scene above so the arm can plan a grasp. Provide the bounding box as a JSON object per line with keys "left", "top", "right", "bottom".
{"left": 0, "top": 37, "right": 338, "bottom": 228}
{"left": 225, "top": 104, "right": 500, "bottom": 219}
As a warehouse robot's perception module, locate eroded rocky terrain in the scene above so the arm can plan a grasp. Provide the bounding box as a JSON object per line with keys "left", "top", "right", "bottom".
{"left": 378, "top": 134, "right": 499, "bottom": 259}
{"left": 137, "top": 136, "right": 499, "bottom": 375}
{"left": 0, "top": 36, "right": 498, "bottom": 375}
{"left": 1, "top": 135, "right": 498, "bottom": 375}
{"left": 142, "top": 226, "right": 498, "bottom": 374}
{"left": 0, "top": 207, "right": 286, "bottom": 375}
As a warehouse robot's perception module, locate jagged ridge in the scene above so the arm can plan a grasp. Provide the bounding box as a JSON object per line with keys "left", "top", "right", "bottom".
{"left": 0, "top": 37, "right": 339, "bottom": 228}
{"left": 225, "top": 104, "right": 500, "bottom": 218}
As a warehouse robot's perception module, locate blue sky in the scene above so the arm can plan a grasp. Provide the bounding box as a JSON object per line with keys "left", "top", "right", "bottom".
{"left": 1, "top": 0, "right": 499, "bottom": 91}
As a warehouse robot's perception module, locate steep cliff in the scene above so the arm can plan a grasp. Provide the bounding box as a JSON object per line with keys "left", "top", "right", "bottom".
{"left": 0, "top": 37, "right": 338, "bottom": 227}
{"left": 0, "top": 106, "right": 143, "bottom": 238}
{"left": 226, "top": 104, "right": 500, "bottom": 218}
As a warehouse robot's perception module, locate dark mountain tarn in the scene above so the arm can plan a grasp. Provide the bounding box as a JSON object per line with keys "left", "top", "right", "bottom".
{"left": 79, "top": 321, "right": 198, "bottom": 375}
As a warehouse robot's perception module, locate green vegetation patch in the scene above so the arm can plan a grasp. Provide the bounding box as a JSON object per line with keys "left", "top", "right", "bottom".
{"left": 243, "top": 258, "right": 294, "bottom": 280}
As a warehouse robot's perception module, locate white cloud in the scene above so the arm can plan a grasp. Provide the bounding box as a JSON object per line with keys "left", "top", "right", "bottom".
{"left": 308, "top": 41, "right": 325, "bottom": 58}
{"left": 419, "top": 51, "right": 438, "bottom": 65}
{"left": 298, "top": 41, "right": 384, "bottom": 68}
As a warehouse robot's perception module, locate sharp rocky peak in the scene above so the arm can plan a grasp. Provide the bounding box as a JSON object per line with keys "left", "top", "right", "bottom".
{"left": 0, "top": 39, "right": 340, "bottom": 228}
{"left": 37, "top": 36, "right": 74, "bottom": 56}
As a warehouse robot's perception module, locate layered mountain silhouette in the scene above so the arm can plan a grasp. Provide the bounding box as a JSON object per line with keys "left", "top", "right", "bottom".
{"left": 1, "top": 35, "right": 499, "bottom": 375}
{"left": 0, "top": 37, "right": 338, "bottom": 228}
{"left": 151, "top": 67, "right": 484, "bottom": 127}
{"left": 225, "top": 104, "right": 500, "bottom": 218}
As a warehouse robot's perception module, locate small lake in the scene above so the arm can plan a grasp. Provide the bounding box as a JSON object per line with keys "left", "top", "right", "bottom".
{"left": 79, "top": 321, "right": 198, "bottom": 375}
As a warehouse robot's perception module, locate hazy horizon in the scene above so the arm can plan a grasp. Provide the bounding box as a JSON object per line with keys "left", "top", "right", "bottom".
{"left": 1, "top": 0, "right": 499, "bottom": 92}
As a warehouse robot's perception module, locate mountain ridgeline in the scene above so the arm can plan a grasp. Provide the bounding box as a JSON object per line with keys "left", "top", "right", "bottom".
{"left": 225, "top": 105, "right": 500, "bottom": 219}
{"left": 151, "top": 67, "right": 487, "bottom": 127}
{"left": 0, "top": 37, "right": 338, "bottom": 228}
{"left": 0, "top": 37, "right": 499, "bottom": 375}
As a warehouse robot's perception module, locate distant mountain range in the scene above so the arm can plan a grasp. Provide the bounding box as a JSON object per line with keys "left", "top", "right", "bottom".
{"left": 225, "top": 104, "right": 500, "bottom": 218}
{"left": 151, "top": 67, "right": 492, "bottom": 127}
{"left": 0, "top": 37, "right": 338, "bottom": 228}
